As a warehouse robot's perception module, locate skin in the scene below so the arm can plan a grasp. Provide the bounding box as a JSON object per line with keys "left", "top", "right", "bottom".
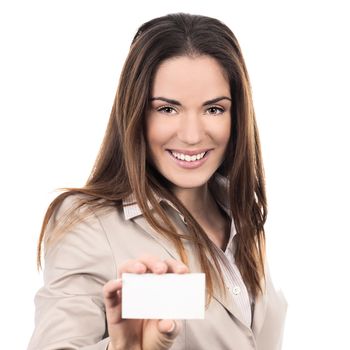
{"left": 105, "top": 55, "right": 232, "bottom": 350}
{"left": 146, "top": 55, "right": 232, "bottom": 249}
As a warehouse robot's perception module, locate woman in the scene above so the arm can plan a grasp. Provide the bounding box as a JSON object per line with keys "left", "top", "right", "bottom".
{"left": 28, "top": 13, "right": 287, "bottom": 350}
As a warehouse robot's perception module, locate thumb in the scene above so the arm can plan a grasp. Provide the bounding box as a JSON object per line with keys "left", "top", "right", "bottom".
{"left": 157, "top": 320, "right": 181, "bottom": 348}
{"left": 158, "top": 319, "right": 180, "bottom": 335}
{"left": 143, "top": 319, "right": 181, "bottom": 350}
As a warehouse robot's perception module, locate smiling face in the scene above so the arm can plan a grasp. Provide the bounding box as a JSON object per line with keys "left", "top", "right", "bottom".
{"left": 145, "top": 55, "right": 232, "bottom": 192}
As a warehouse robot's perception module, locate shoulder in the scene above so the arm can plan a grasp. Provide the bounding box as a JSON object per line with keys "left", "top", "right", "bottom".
{"left": 44, "top": 193, "right": 123, "bottom": 258}
{"left": 41, "top": 195, "right": 120, "bottom": 295}
{"left": 47, "top": 192, "right": 124, "bottom": 229}
{"left": 46, "top": 192, "right": 141, "bottom": 253}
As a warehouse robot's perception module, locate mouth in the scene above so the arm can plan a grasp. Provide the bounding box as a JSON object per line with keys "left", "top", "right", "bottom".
{"left": 169, "top": 150, "right": 208, "bottom": 162}
{"left": 166, "top": 149, "right": 211, "bottom": 168}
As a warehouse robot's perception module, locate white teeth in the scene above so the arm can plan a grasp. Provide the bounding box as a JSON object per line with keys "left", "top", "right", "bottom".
{"left": 171, "top": 151, "right": 206, "bottom": 162}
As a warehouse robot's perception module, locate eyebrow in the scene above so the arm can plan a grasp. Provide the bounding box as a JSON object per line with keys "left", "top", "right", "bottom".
{"left": 150, "top": 96, "right": 232, "bottom": 106}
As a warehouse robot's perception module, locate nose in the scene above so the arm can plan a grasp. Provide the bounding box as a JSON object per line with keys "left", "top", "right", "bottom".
{"left": 177, "top": 113, "right": 204, "bottom": 145}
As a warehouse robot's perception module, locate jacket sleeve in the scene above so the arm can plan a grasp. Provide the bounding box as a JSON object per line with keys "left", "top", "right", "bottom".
{"left": 28, "top": 196, "right": 117, "bottom": 350}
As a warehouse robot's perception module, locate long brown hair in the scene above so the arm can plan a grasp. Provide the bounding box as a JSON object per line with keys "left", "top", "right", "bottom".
{"left": 37, "top": 13, "right": 267, "bottom": 300}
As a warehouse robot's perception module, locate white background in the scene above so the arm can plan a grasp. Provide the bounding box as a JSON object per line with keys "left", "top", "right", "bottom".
{"left": 1, "top": 0, "right": 349, "bottom": 349}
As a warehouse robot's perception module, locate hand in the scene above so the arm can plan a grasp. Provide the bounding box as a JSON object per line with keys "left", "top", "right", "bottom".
{"left": 103, "top": 255, "right": 189, "bottom": 350}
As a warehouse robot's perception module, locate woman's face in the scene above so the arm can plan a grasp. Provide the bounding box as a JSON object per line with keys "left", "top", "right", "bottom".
{"left": 146, "top": 55, "right": 231, "bottom": 191}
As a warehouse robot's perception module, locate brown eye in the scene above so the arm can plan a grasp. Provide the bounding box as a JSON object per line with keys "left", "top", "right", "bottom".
{"left": 157, "top": 106, "right": 177, "bottom": 114}
{"left": 206, "top": 106, "right": 224, "bottom": 115}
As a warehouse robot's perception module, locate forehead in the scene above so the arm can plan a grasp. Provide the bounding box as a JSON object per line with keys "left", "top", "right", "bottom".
{"left": 151, "top": 55, "right": 230, "bottom": 101}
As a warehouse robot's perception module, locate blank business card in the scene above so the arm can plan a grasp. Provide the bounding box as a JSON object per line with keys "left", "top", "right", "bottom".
{"left": 121, "top": 273, "right": 205, "bottom": 319}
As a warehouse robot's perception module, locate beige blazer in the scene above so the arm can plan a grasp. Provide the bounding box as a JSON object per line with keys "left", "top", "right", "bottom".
{"left": 28, "top": 195, "right": 288, "bottom": 350}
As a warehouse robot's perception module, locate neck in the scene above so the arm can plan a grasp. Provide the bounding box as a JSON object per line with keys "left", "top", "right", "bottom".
{"left": 172, "top": 183, "right": 229, "bottom": 250}
{"left": 172, "top": 184, "right": 214, "bottom": 219}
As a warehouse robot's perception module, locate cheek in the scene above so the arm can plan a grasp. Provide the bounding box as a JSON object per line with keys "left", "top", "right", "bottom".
{"left": 223, "top": 124, "right": 231, "bottom": 145}
{"left": 213, "top": 118, "right": 231, "bottom": 147}
{"left": 146, "top": 117, "right": 174, "bottom": 152}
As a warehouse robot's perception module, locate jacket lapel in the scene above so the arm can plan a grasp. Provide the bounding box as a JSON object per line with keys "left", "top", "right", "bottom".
{"left": 212, "top": 286, "right": 251, "bottom": 328}
{"left": 132, "top": 215, "right": 180, "bottom": 260}
{"left": 251, "top": 270, "right": 268, "bottom": 335}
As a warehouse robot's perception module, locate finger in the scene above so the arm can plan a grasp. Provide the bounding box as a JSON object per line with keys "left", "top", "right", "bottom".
{"left": 103, "top": 279, "right": 123, "bottom": 325}
{"left": 137, "top": 255, "right": 169, "bottom": 274}
{"left": 117, "top": 256, "right": 188, "bottom": 277}
{"left": 163, "top": 258, "right": 189, "bottom": 274}
{"left": 142, "top": 319, "right": 181, "bottom": 350}
{"left": 103, "top": 279, "right": 122, "bottom": 307}
{"left": 157, "top": 319, "right": 181, "bottom": 348}
{"left": 137, "top": 256, "right": 189, "bottom": 274}
{"left": 117, "top": 259, "right": 147, "bottom": 278}
{"left": 158, "top": 319, "right": 179, "bottom": 335}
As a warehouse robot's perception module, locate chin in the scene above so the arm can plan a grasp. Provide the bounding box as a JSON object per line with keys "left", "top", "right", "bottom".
{"left": 165, "top": 174, "right": 212, "bottom": 190}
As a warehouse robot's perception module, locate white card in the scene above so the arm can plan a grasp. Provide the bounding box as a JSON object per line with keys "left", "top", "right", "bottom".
{"left": 121, "top": 273, "right": 205, "bottom": 319}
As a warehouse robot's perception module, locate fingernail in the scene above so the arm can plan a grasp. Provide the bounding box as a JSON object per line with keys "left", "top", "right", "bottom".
{"left": 178, "top": 265, "right": 187, "bottom": 272}
{"left": 167, "top": 321, "right": 176, "bottom": 333}
{"left": 154, "top": 262, "right": 165, "bottom": 273}
{"left": 135, "top": 262, "right": 145, "bottom": 271}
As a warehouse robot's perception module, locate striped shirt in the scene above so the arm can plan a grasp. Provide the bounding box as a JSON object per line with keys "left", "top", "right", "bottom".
{"left": 122, "top": 180, "right": 253, "bottom": 328}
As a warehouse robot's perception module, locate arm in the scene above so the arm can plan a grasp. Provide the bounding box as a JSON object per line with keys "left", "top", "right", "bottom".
{"left": 28, "top": 197, "right": 115, "bottom": 350}
{"left": 28, "top": 196, "right": 186, "bottom": 350}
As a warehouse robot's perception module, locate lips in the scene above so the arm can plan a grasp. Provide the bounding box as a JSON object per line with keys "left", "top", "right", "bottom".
{"left": 167, "top": 148, "right": 211, "bottom": 156}
{"left": 166, "top": 149, "right": 211, "bottom": 168}
{"left": 170, "top": 150, "right": 207, "bottom": 162}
